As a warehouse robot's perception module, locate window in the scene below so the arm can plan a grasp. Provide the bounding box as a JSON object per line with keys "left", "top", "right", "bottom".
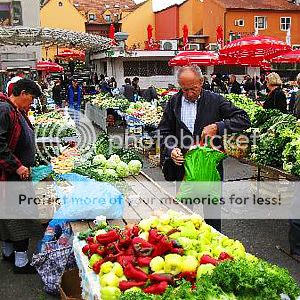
{"left": 58, "top": 1, "right": 63, "bottom": 6}
{"left": 254, "top": 16, "right": 267, "bottom": 30}
{"left": 89, "top": 13, "right": 96, "bottom": 21}
{"left": 293, "top": 44, "right": 300, "bottom": 50}
{"left": 280, "top": 17, "right": 291, "bottom": 31}
{"left": 123, "top": 61, "right": 173, "bottom": 77}
{"left": 104, "top": 15, "right": 111, "bottom": 22}
{"left": 234, "top": 19, "right": 244, "bottom": 27}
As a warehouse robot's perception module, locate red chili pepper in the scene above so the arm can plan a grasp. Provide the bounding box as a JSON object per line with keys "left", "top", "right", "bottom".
{"left": 200, "top": 255, "right": 219, "bottom": 266}
{"left": 96, "top": 230, "right": 119, "bottom": 245}
{"left": 82, "top": 245, "right": 89, "bottom": 255}
{"left": 137, "top": 256, "right": 152, "bottom": 267}
{"left": 117, "top": 255, "right": 135, "bottom": 268}
{"left": 132, "top": 237, "right": 154, "bottom": 256}
{"left": 148, "top": 229, "right": 163, "bottom": 245}
{"left": 86, "top": 237, "right": 94, "bottom": 243}
{"left": 89, "top": 244, "right": 100, "bottom": 255}
{"left": 119, "top": 234, "right": 131, "bottom": 247}
{"left": 96, "top": 246, "right": 106, "bottom": 257}
{"left": 218, "top": 252, "right": 232, "bottom": 261}
{"left": 151, "top": 237, "right": 173, "bottom": 257}
{"left": 149, "top": 273, "right": 174, "bottom": 284}
{"left": 119, "top": 280, "right": 147, "bottom": 292}
{"left": 178, "top": 271, "right": 196, "bottom": 284}
{"left": 92, "top": 260, "right": 104, "bottom": 274}
{"left": 125, "top": 245, "right": 135, "bottom": 255}
{"left": 132, "top": 225, "right": 140, "bottom": 237}
{"left": 170, "top": 247, "right": 184, "bottom": 255}
{"left": 124, "top": 263, "right": 148, "bottom": 281}
{"left": 143, "top": 281, "right": 168, "bottom": 295}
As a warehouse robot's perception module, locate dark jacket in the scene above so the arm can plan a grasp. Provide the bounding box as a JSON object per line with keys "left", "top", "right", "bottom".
{"left": 263, "top": 87, "right": 287, "bottom": 113}
{"left": 123, "top": 83, "right": 135, "bottom": 102}
{"left": 67, "top": 85, "right": 83, "bottom": 110}
{"left": 158, "top": 90, "right": 251, "bottom": 179}
{"left": 230, "top": 81, "right": 241, "bottom": 95}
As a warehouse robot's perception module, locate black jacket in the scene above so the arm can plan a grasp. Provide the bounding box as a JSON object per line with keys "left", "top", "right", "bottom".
{"left": 158, "top": 90, "right": 251, "bottom": 161}
{"left": 263, "top": 87, "right": 287, "bottom": 113}
{"left": 230, "top": 81, "right": 241, "bottom": 94}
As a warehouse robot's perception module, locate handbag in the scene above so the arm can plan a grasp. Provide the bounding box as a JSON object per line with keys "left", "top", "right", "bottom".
{"left": 162, "top": 158, "right": 185, "bottom": 182}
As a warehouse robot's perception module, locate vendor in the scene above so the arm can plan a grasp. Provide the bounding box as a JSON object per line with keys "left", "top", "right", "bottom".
{"left": 158, "top": 65, "right": 251, "bottom": 232}
{"left": 0, "top": 79, "right": 43, "bottom": 274}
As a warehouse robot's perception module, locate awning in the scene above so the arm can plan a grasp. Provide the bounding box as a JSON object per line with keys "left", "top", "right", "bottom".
{"left": 36, "top": 61, "right": 64, "bottom": 72}
{"left": 169, "top": 51, "right": 220, "bottom": 66}
{"left": 271, "top": 50, "right": 300, "bottom": 64}
{"left": 56, "top": 49, "right": 85, "bottom": 61}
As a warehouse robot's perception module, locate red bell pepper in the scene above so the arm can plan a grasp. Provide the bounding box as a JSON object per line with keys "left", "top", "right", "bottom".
{"left": 119, "top": 280, "right": 147, "bottom": 292}
{"left": 137, "top": 256, "right": 152, "bottom": 267}
{"left": 96, "top": 230, "right": 119, "bottom": 245}
{"left": 218, "top": 252, "right": 232, "bottom": 261}
{"left": 124, "top": 263, "right": 148, "bottom": 281}
{"left": 149, "top": 273, "right": 174, "bottom": 284}
{"left": 200, "top": 255, "right": 219, "bottom": 266}
{"left": 143, "top": 281, "right": 168, "bottom": 295}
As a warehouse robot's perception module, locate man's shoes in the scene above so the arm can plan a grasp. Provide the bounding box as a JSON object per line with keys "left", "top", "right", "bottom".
{"left": 13, "top": 262, "right": 37, "bottom": 274}
{"left": 1, "top": 251, "right": 15, "bottom": 263}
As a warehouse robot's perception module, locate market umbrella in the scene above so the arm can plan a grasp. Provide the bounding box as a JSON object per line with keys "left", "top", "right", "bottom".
{"left": 271, "top": 50, "right": 300, "bottom": 64}
{"left": 109, "top": 24, "right": 115, "bottom": 40}
{"left": 219, "top": 35, "right": 292, "bottom": 64}
{"left": 183, "top": 25, "right": 189, "bottom": 49}
{"left": 36, "top": 61, "right": 64, "bottom": 72}
{"left": 147, "top": 24, "right": 153, "bottom": 45}
{"left": 169, "top": 51, "right": 220, "bottom": 66}
{"left": 56, "top": 49, "right": 85, "bottom": 61}
{"left": 216, "top": 25, "right": 224, "bottom": 48}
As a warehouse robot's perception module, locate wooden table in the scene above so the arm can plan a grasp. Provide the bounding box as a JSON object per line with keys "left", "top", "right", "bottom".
{"left": 71, "top": 171, "right": 192, "bottom": 234}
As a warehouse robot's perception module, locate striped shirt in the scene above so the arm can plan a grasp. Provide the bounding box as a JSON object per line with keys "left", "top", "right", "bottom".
{"left": 181, "top": 96, "right": 198, "bottom": 134}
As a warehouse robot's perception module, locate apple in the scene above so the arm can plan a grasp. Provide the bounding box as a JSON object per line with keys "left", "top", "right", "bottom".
{"left": 112, "top": 262, "right": 124, "bottom": 277}
{"left": 100, "top": 272, "right": 120, "bottom": 288}
{"left": 150, "top": 256, "right": 164, "bottom": 272}
{"left": 181, "top": 256, "right": 199, "bottom": 272}
{"left": 196, "top": 264, "right": 215, "bottom": 279}
{"left": 164, "top": 254, "right": 183, "bottom": 275}
{"left": 100, "top": 261, "right": 114, "bottom": 275}
{"left": 89, "top": 254, "right": 102, "bottom": 268}
{"left": 100, "top": 286, "right": 121, "bottom": 300}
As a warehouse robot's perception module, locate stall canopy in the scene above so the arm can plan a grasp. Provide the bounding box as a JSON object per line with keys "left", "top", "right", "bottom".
{"left": 56, "top": 49, "right": 85, "bottom": 61}
{"left": 169, "top": 51, "right": 220, "bottom": 66}
{"left": 0, "top": 26, "right": 112, "bottom": 51}
{"left": 219, "top": 35, "right": 292, "bottom": 64}
{"left": 36, "top": 61, "right": 64, "bottom": 72}
{"left": 271, "top": 50, "right": 300, "bottom": 64}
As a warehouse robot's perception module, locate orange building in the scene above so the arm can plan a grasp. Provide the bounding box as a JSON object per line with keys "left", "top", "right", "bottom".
{"left": 203, "top": 0, "right": 300, "bottom": 48}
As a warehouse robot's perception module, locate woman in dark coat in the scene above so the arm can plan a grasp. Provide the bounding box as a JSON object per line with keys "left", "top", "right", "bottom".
{"left": 263, "top": 72, "right": 287, "bottom": 113}
{"left": 0, "top": 79, "right": 42, "bottom": 273}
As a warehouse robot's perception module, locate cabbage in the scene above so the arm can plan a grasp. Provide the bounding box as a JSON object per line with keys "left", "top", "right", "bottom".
{"left": 116, "top": 162, "right": 129, "bottom": 178}
{"left": 109, "top": 154, "right": 121, "bottom": 164}
{"left": 104, "top": 169, "right": 118, "bottom": 180}
{"left": 93, "top": 154, "right": 107, "bottom": 167}
{"left": 128, "top": 160, "right": 142, "bottom": 175}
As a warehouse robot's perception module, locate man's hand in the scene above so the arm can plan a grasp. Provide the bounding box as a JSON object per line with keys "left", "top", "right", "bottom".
{"left": 201, "top": 124, "right": 218, "bottom": 140}
{"left": 16, "top": 166, "right": 30, "bottom": 181}
{"left": 171, "top": 148, "right": 185, "bottom": 166}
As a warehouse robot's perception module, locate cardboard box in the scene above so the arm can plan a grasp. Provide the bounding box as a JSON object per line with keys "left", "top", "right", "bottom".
{"left": 60, "top": 269, "right": 83, "bottom": 300}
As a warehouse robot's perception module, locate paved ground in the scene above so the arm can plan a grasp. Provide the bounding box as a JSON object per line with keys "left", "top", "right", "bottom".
{"left": 0, "top": 157, "right": 299, "bottom": 299}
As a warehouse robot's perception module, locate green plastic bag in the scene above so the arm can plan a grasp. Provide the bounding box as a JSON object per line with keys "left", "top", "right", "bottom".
{"left": 176, "top": 146, "right": 227, "bottom": 203}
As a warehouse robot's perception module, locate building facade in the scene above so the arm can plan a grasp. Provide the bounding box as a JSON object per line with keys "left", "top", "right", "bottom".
{"left": 0, "top": 0, "right": 41, "bottom": 69}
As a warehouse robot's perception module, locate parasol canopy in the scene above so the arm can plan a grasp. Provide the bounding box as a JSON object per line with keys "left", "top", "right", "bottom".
{"left": 169, "top": 51, "right": 220, "bottom": 66}
{"left": 216, "top": 25, "right": 224, "bottom": 48}
{"left": 183, "top": 25, "right": 189, "bottom": 49}
{"left": 271, "top": 50, "right": 300, "bottom": 64}
{"left": 109, "top": 24, "right": 115, "bottom": 40}
{"left": 56, "top": 48, "right": 85, "bottom": 61}
{"left": 36, "top": 61, "right": 64, "bottom": 72}
{"left": 219, "top": 35, "right": 292, "bottom": 64}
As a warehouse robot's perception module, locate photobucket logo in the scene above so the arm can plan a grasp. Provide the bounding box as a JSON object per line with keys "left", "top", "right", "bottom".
{"left": 35, "top": 108, "right": 97, "bottom": 164}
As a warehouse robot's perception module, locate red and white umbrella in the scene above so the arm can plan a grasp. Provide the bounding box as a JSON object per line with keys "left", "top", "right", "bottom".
{"left": 169, "top": 51, "right": 220, "bottom": 66}
{"left": 36, "top": 61, "right": 64, "bottom": 72}
{"left": 219, "top": 35, "right": 292, "bottom": 64}
{"left": 271, "top": 50, "right": 300, "bottom": 64}
{"left": 56, "top": 49, "right": 85, "bottom": 61}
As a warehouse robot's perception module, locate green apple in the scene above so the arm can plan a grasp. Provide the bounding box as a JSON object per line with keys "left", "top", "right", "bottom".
{"left": 181, "top": 256, "right": 199, "bottom": 272}
{"left": 124, "top": 287, "right": 142, "bottom": 293}
{"left": 196, "top": 264, "right": 215, "bottom": 279}
{"left": 100, "top": 272, "right": 120, "bottom": 288}
{"left": 112, "top": 262, "right": 123, "bottom": 277}
{"left": 89, "top": 254, "right": 102, "bottom": 268}
{"left": 100, "top": 261, "right": 114, "bottom": 275}
{"left": 150, "top": 256, "right": 164, "bottom": 272}
{"left": 100, "top": 286, "right": 121, "bottom": 300}
{"left": 138, "top": 232, "right": 149, "bottom": 241}
{"left": 164, "top": 254, "right": 183, "bottom": 275}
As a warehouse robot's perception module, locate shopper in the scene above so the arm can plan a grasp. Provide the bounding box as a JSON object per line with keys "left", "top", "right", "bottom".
{"left": 121, "top": 78, "right": 135, "bottom": 101}
{"left": 132, "top": 77, "right": 141, "bottom": 101}
{"left": 67, "top": 78, "right": 83, "bottom": 111}
{"left": 263, "top": 72, "right": 287, "bottom": 113}
{"left": 52, "top": 79, "right": 63, "bottom": 107}
{"left": 294, "top": 73, "right": 300, "bottom": 119}
{"left": 0, "top": 79, "right": 43, "bottom": 273}
{"left": 158, "top": 65, "right": 251, "bottom": 232}
{"left": 228, "top": 74, "right": 241, "bottom": 94}
{"left": 6, "top": 70, "right": 25, "bottom": 97}
{"left": 211, "top": 74, "right": 227, "bottom": 94}
{"left": 109, "top": 77, "right": 117, "bottom": 90}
